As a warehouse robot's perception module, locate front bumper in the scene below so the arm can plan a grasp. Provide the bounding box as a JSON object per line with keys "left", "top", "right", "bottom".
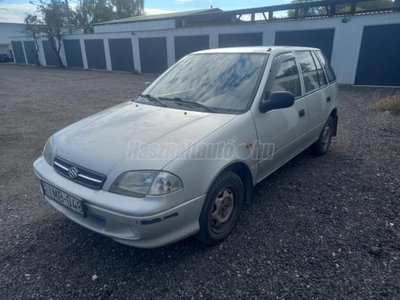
{"left": 33, "top": 157, "right": 206, "bottom": 248}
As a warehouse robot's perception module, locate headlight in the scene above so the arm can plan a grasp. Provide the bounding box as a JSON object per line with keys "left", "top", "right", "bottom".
{"left": 109, "top": 171, "right": 183, "bottom": 197}
{"left": 43, "top": 137, "right": 55, "bottom": 166}
{"left": 148, "top": 171, "right": 183, "bottom": 196}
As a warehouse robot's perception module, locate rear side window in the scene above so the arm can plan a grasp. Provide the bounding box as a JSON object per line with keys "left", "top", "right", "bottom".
{"left": 296, "top": 51, "right": 319, "bottom": 93}
{"left": 315, "top": 51, "right": 336, "bottom": 83}
{"left": 270, "top": 59, "right": 301, "bottom": 98}
{"left": 311, "top": 51, "right": 327, "bottom": 87}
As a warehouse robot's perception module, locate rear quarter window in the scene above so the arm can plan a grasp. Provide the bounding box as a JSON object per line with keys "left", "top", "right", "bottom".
{"left": 316, "top": 51, "right": 337, "bottom": 83}
{"left": 311, "top": 51, "right": 328, "bottom": 87}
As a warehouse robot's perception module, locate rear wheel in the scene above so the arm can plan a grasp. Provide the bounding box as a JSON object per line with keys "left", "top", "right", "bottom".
{"left": 195, "top": 171, "right": 244, "bottom": 245}
{"left": 311, "top": 116, "right": 333, "bottom": 156}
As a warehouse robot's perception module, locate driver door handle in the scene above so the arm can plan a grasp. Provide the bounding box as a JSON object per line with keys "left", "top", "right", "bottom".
{"left": 299, "top": 109, "right": 305, "bottom": 118}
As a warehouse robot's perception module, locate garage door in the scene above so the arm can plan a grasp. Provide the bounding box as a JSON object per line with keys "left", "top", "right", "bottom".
{"left": 175, "top": 35, "right": 209, "bottom": 61}
{"left": 11, "top": 41, "right": 26, "bottom": 64}
{"left": 139, "top": 37, "right": 168, "bottom": 74}
{"left": 355, "top": 24, "right": 400, "bottom": 86}
{"left": 24, "top": 41, "right": 39, "bottom": 65}
{"left": 275, "top": 29, "right": 335, "bottom": 62}
{"left": 109, "top": 38, "right": 134, "bottom": 72}
{"left": 219, "top": 33, "right": 263, "bottom": 48}
{"left": 42, "top": 41, "right": 59, "bottom": 66}
{"left": 64, "top": 40, "right": 84, "bottom": 68}
{"left": 84, "top": 39, "right": 107, "bottom": 70}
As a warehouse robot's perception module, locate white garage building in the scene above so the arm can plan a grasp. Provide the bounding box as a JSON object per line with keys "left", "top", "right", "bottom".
{"left": 6, "top": 0, "right": 400, "bottom": 86}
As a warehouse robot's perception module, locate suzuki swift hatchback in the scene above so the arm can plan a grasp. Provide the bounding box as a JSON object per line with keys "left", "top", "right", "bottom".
{"left": 33, "top": 47, "right": 338, "bottom": 248}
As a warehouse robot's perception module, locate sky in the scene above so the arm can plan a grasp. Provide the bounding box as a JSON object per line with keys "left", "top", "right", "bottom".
{"left": 0, "top": 0, "right": 291, "bottom": 23}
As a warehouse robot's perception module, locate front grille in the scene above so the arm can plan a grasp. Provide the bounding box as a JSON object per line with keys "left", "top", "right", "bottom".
{"left": 53, "top": 156, "right": 107, "bottom": 190}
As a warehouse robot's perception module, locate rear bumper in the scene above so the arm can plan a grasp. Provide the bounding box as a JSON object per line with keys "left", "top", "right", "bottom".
{"left": 33, "top": 156, "right": 206, "bottom": 248}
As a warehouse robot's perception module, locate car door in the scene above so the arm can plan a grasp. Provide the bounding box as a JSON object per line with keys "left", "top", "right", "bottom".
{"left": 253, "top": 52, "right": 309, "bottom": 183}
{"left": 295, "top": 50, "right": 332, "bottom": 144}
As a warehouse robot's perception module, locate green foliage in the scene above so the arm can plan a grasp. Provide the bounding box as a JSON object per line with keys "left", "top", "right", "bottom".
{"left": 112, "top": 0, "right": 145, "bottom": 19}
{"left": 25, "top": 0, "right": 146, "bottom": 65}
{"left": 75, "top": 0, "right": 145, "bottom": 33}
{"left": 75, "top": 0, "right": 114, "bottom": 33}
{"left": 29, "top": 0, "right": 68, "bottom": 67}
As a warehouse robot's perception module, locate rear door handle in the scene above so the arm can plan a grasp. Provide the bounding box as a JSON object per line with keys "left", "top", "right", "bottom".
{"left": 299, "top": 109, "right": 305, "bottom": 118}
{"left": 327, "top": 96, "right": 331, "bottom": 102}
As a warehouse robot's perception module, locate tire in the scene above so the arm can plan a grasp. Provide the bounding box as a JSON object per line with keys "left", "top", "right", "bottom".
{"left": 310, "top": 116, "right": 334, "bottom": 156}
{"left": 195, "top": 171, "right": 244, "bottom": 245}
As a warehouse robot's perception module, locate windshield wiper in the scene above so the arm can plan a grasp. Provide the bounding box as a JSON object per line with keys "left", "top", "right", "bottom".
{"left": 159, "top": 97, "right": 214, "bottom": 113}
{"left": 139, "top": 94, "right": 166, "bottom": 107}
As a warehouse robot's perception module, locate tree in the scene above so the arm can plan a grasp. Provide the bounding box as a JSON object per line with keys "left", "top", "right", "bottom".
{"left": 75, "top": 0, "right": 114, "bottom": 33}
{"left": 23, "top": 13, "right": 44, "bottom": 65}
{"left": 112, "top": 0, "right": 145, "bottom": 19}
{"left": 74, "top": 0, "right": 145, "bottom": 33}
{"left": 31, "top": 0, "right": 68, "bottom": 67}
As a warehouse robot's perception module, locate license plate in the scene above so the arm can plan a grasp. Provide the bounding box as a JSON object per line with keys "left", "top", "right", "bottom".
{"left": 41, "top": 181, "right": 85, "bottom": 216}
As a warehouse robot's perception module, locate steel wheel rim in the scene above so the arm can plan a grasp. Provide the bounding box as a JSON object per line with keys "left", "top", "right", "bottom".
{"left": 210, "top": 186, "right": 235, "bottom": 234}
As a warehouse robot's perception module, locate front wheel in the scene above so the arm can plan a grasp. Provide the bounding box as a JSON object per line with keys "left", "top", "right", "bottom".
{"left": 195, "top": 171, "right": 244, "bottom": 245}
{"left": 310, "top": 116, "right": 333, "bottom": 156}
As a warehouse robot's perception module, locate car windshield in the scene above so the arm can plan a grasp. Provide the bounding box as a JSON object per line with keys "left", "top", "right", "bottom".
{"left": 137, "top": 53, "right": 268, "bottom": 113}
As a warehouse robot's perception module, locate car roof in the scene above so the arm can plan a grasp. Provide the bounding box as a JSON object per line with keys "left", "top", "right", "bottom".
{"left": 193, "top": 46, "right": 320, "bottom": 55}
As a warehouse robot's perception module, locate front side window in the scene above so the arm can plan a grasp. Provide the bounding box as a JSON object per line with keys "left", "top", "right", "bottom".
{"left": 296, "top": 51, "right": 319, "bottom": 93}
{"left": 270, "top": 59, "right": 301, "bottom": 98}
{"left": 139, "top": 53, "right": 268, "bottom": 113}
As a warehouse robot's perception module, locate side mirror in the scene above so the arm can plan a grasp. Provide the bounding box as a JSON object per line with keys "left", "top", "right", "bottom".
{"left": 259, "top": 91, "right": 295, "bottom": 113}
{"left": 144, "top": 82, "right": 151, "bottom": 90}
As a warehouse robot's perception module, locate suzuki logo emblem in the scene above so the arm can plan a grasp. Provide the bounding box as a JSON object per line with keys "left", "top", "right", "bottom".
{"left": 68, "top": 167, "right": 79, "bottom": 179}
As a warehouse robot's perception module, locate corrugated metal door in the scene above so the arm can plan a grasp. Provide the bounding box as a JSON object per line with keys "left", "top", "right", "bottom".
{"left": 175, "top": 35, "right": 209, "bottom": 61}
{"left": 139, "top": 37, "right": 168, "bottom": 74}
{"left": 42, "top": 41, "right": 59, "bottom": 66}
{"left": 355, "top": 24, "right": 400, "bottom": 86}
{"left": 23, "top": 41, "right": 39, "bottom": 65}
{"left": 64, "top": 40, "right": 84, "bottom": 68}
{"left": 84, "top": 39, "right": 107, "bottom": 70}
{"left": 109, "top": 38, "right": 134, "bottom": 72}
{"left": 11, "top": 41, "right": 26, "bottom": 64}
{"left": 219, "top": 33, "right": 263, "bottom": 48}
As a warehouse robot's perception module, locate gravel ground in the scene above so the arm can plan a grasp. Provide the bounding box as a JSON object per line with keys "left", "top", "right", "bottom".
{"left": 1, "top": 64, "right": 400, "bottom": 299}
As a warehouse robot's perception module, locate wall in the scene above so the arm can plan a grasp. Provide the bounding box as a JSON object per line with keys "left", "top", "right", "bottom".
{"left": 8, "top": 12, "right": 400, "bottom": 85}
{"left": 94, "top": 20, "right": 176, "bottom": 33}
{"left": 0, "top": 22, "right": 25, "bottom": 58}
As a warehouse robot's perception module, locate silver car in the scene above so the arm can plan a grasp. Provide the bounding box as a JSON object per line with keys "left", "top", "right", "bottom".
{"left": 33, "top": 47, "right": 338, "bottom": 248}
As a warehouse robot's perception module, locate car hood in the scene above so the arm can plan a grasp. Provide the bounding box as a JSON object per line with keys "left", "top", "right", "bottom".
{"left": 54, "top": 101, "right": 236, "bottom": 175}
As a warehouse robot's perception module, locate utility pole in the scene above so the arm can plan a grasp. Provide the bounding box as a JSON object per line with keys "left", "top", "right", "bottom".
{"left": 65, "top": 0, "right": 72, "bottom": 34}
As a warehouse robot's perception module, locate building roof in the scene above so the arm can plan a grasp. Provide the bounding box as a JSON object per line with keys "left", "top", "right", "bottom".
{"left": 94, "top": 8, "right": 222, "bottom": 26}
